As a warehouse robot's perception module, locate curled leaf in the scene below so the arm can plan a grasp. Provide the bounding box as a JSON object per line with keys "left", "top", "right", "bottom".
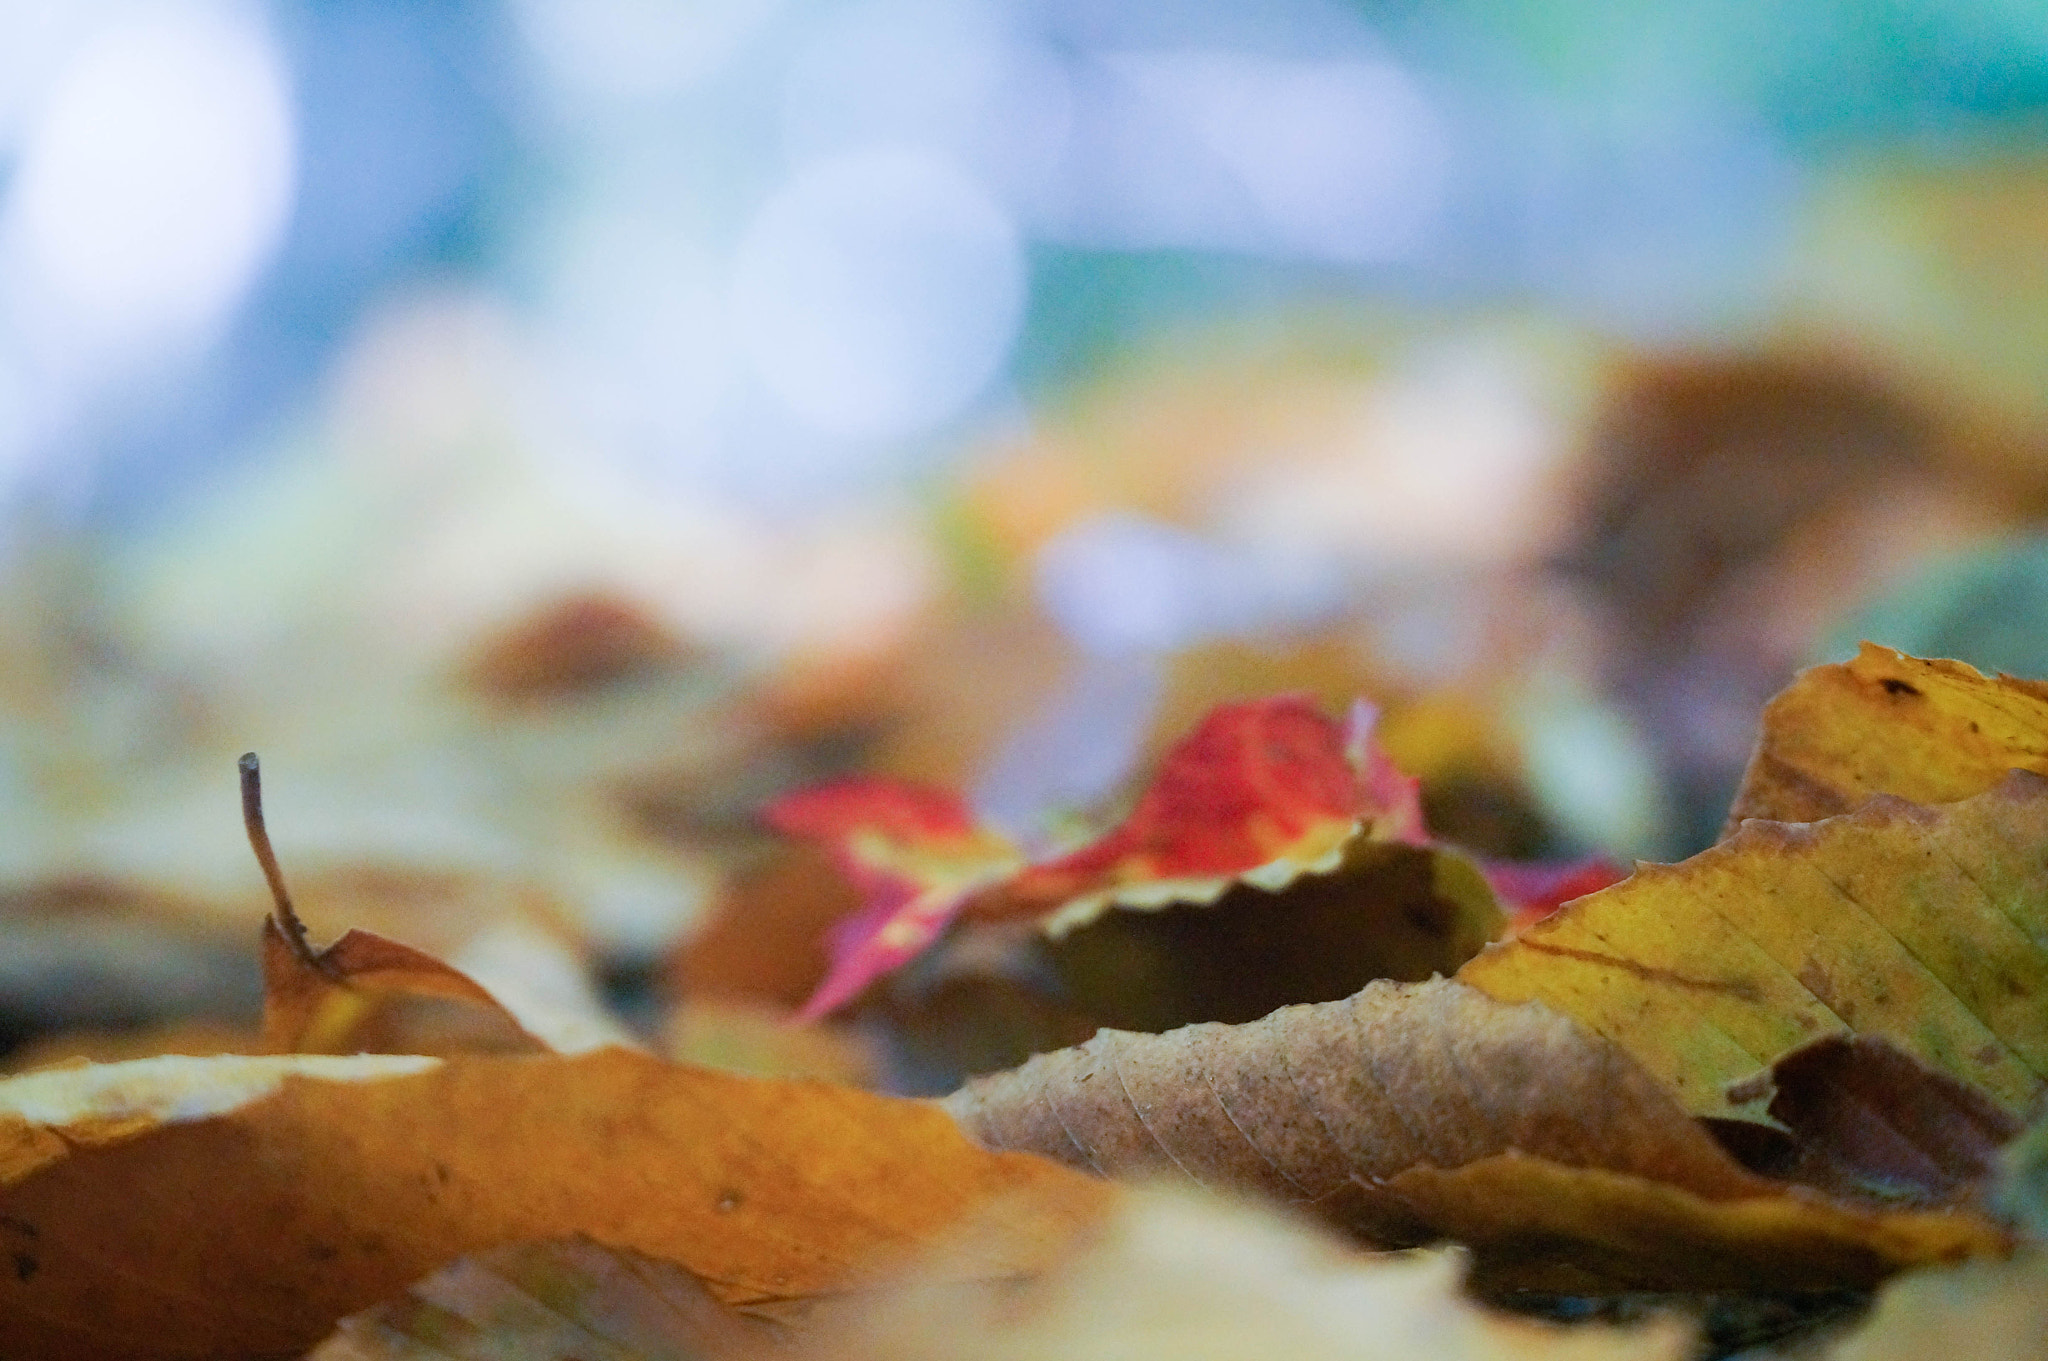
{"left": 1459, "top": 774, "right": 2048, "bottom": 1122}
{"left": 261, "top": 917, "right": 548, "bottom": 1055}
{"left": 772, "top": 696, "right": 1467, "bottom": 1019}
{"left": 994, "top": 696, "right": 1425, "bottom": 934}
{"left": 1728, "top": 642, "right": 2048, "bottom": 829}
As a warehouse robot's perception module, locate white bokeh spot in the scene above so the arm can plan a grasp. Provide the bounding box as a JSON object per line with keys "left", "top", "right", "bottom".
{"left": 1, "top": 2, "right": 296, "bottom": 351}
{"left": 730, "top": 148, "right": 1025, "bottom": 443}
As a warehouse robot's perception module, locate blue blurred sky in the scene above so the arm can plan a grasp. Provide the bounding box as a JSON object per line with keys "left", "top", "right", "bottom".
{"left": 2, "top": 0, "right": 2046, "bottom": 527}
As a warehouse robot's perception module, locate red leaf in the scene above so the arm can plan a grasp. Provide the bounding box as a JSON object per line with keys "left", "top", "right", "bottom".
{"left": 990, "top": 696, "right": 1376, "bottom": 932}
{"left": 772, "top": 695, "right": 1622, "bottom": 1018}
{"left": 765, "top": 780, "right": 1024, "bottom": 1020}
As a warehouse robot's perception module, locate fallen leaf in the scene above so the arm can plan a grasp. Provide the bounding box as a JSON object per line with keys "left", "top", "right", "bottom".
{"left": 1727, "top": 643, "right": 2048, "bottom": 829}
{"left": 772, "top": 696, "right": 1461, "bottom": 1019}
{"left": 997, "top": 695, "right": 1429, "bottom": 932}
{"left": 0, "top": 1048, "right": 1111, "bottom": 1359}
{"left": 311, "top": 1236, "right": 773, "bottom": 1361}
{"left": 1458, "top": 774, "right": 2048, "bottom": 1122}
{"left": 260, "top": 917, "right": 547, "bottom": 1055}
{"left": 940, "top": 977, "right": 2002, "bottom": 1289}
{"left": 673, "top": 843, "right": 862, "bottom": 1011}
{"left": 0, "top": 1052, "right": 436, "bottom": 1184}
{"left": 243, "top": 752, "right": 632, "bottom": 1057}
{"left": 1717, "top": 1033, "right": 2023, "bottom": 1212}
{"left": 1045, "top": 839, "right": 1505, "bottom": 1032}
{"left": 1385, "top": 1156, "right": 1994, "bottom": 1294}
{"left": 459, "top": 592, "right": 693, "bottom": 706}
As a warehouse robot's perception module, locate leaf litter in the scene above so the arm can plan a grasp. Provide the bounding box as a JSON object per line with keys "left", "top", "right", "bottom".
{"left": 4, "top": 653, "right": 2048, "bottom": 1356}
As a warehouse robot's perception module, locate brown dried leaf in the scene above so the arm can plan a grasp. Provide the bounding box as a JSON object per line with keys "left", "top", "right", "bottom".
{"left": 0, "top": 1048, "right": 1111, "bottom": 1359}
{"left": 1387, "top": 1157, "right": 1995, "bottom": 1294}
{"left": 1720, "top": 1033, "right": 2024, "bottom": 1212}
{"left": 459, "top": 592, "right": 692, "bottom": 706}
{"left": 1728, "top": 643, "right": 2048, "bottom": 829}
{"left": 1459, "top": 775, "right": 2048, "bottom": 1122}
{"left": 942, "top": 979, "right": 2006, "bottom": 1289}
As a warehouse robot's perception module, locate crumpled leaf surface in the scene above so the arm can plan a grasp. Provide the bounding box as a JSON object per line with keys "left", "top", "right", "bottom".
{"left": 942, "top": 978, "right": 2002, "bottom": 1289}
{"left": 317, "top": 1188, "right": 1696, "bottom": 1361}
{"left": 0, "top": 1048, "right": 1110, "bottom": 1359}
{"left": 772, "top": 696, "right": 1482, "bottom": 1019}
{"left": 1458, "top": 774, "right": 2048, "bottom": 1122}
{"left": 1728, "top": 642, "right": 2048, "bottom": 828}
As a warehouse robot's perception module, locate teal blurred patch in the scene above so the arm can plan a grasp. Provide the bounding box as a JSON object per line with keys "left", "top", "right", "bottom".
{"left": 1823, "top": 536, "right": 2048, "bottom": 679}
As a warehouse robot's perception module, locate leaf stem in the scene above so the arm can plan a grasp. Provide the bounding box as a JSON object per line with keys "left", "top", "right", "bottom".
{"left": 239, "top": 752, "right": 328, "bottom": 973}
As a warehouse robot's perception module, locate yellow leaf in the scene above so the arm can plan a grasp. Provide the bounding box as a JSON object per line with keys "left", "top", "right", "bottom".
{"left": 1728, "top": 642, "right": 2048, "bottom": 828}
{"left": 1459, "top": 775, "right": 2048, "bottom": 1122}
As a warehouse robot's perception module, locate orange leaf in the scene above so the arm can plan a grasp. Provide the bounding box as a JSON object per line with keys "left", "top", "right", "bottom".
{"left": 261, "top": 917, "right": 546, "bottom": 1056}
{"left": 0, "top": 1049, "right": 1110, "bottom": 1359}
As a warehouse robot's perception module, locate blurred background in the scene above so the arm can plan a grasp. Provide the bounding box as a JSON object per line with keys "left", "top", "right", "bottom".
{"left": 7, "top": 0, "right": 2048, "bottom": 1068}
